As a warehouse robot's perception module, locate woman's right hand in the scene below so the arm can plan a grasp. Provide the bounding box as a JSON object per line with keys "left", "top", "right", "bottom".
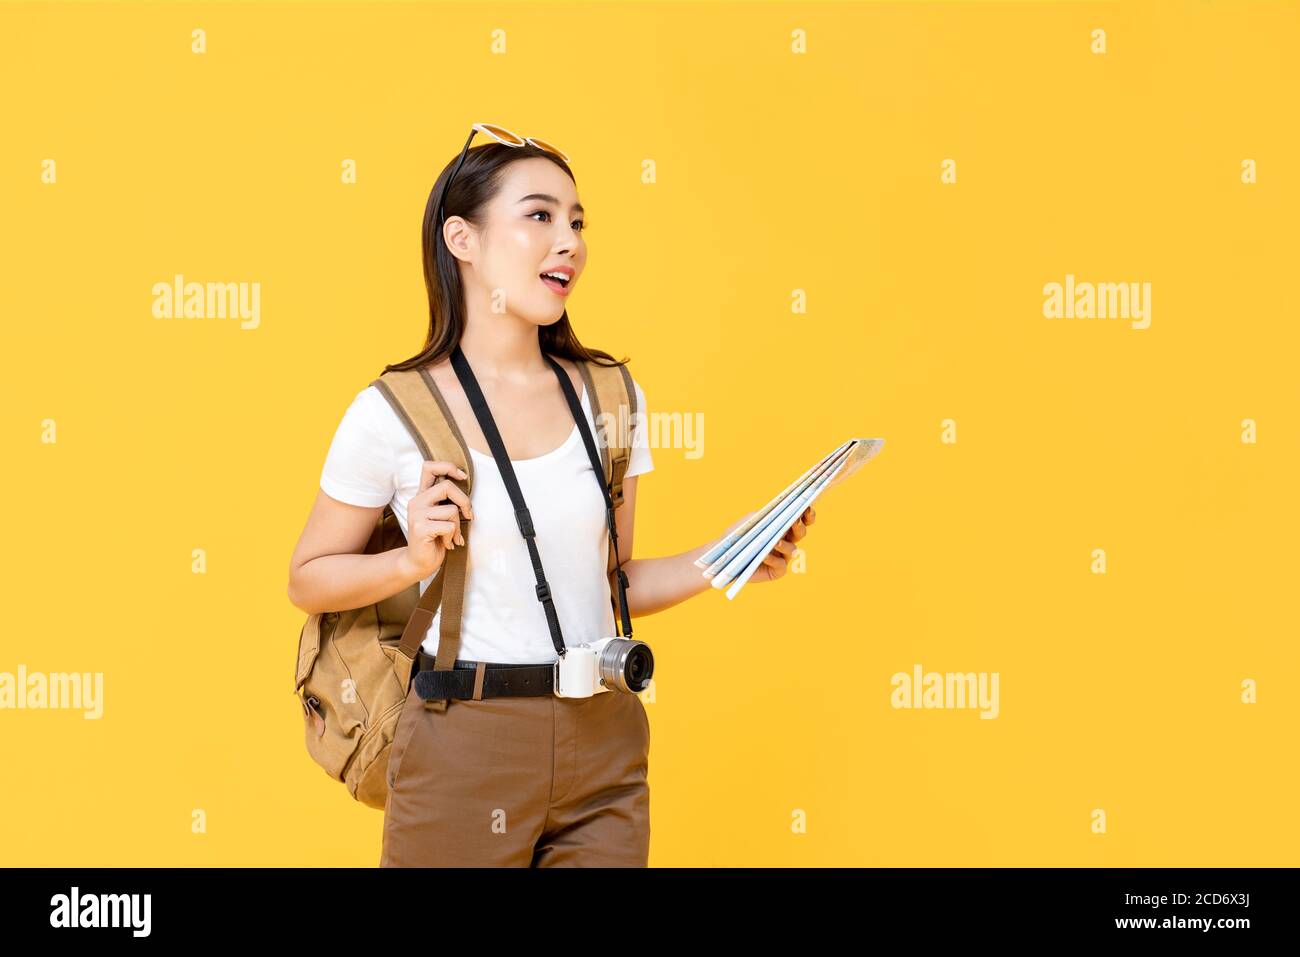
{"left": 401, "top": 460, "right": 474, "bottom": 581}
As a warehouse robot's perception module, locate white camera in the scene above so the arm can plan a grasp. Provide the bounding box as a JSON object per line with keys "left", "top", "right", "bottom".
{"left": 554, "top": 637, "right": 654, "bottom": 698}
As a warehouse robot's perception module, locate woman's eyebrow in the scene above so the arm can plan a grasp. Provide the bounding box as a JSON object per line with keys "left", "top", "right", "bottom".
{"left": 516, "top": 192, "right": 584, "bottom": 215}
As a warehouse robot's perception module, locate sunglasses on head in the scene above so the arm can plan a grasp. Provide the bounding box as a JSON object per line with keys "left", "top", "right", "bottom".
{"left": 438, "top": 123, "right": 570, "bottom": 226}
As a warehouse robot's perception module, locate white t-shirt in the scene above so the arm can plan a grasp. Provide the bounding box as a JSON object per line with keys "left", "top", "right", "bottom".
{"left": 319, "top": 374, "right": 653, "bottom": 664}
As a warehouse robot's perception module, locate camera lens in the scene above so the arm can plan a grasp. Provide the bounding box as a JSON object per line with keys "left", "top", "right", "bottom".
{"left": 598, "top": 639, "right": 655, "bottom": 693}
{"left": 624, "top": 644, "right": 653, "bottom": 690}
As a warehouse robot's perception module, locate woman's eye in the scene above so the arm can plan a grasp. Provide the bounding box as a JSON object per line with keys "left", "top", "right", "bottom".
{"left": 530, "top": 209, "right": 585, "bottom": 232}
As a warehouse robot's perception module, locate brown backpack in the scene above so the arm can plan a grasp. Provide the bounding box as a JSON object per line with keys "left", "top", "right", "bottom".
{"left": 293, "top": 357, "right": 639, "bottom": 809}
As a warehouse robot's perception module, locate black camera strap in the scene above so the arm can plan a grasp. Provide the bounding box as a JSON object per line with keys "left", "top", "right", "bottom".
{"left": 449, "top": 345, "right": 633, "bottom": 659}
{"left": 546, "top": 353, "right": 634, "bottom": 643}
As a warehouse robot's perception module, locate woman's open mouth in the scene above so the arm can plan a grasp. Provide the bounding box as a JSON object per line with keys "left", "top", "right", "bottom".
{"left": 540, "top": 271, "right": 572, "bottom": 296}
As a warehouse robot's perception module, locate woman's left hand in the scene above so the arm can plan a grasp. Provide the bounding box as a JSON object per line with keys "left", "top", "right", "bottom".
{"left": 749, "top": 505, "right": 816, "bottom": 584}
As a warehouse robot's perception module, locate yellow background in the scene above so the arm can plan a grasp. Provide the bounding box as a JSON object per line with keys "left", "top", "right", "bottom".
{"left": 2, "top": 0, "right": 1296, "bottom": 867}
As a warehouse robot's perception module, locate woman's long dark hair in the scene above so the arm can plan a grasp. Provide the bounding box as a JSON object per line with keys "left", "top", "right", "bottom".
{"left": 382, "top": 141, "right": 628, "bottom": 374}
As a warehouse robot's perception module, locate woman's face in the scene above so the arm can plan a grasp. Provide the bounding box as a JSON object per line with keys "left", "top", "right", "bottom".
{"left": 451, "top": 157, "right": 587, "bottom": 327}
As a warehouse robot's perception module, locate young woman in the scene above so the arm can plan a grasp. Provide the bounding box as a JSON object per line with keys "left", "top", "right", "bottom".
{"left": 287, "top": 124, "right": 816, "bottom": 867}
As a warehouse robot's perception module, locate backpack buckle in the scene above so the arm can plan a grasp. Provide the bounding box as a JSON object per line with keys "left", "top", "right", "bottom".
{"left": 536, "top": 581, "right": 552, "bottom": 602}
{"left": 609, "top": 449, "right": 629, "bottom": 508}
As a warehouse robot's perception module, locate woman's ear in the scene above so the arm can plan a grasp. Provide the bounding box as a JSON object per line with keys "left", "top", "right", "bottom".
{"left": 442, "top": 215, "right": 475, "bottom": 262}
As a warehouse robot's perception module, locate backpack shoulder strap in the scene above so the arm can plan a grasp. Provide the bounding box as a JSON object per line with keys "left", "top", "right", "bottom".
{"left": 369, "top": 366, "right": 475, "bottom": 705}
{"left": 576, "top": 359, "right": 637, "bottom": 628}
{"left": 576, "top": 359, "right": 637, "bottom": 510}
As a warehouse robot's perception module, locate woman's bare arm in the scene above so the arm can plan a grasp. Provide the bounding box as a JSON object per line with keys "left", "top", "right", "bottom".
{"left": 289, "top": 461, "right": 471, "bottom": 616}
{"left": 286, "top": 490, "right": 423, "bottom": 616}
{"left": 610, "top": 476, "right": 815, "bottom": 618}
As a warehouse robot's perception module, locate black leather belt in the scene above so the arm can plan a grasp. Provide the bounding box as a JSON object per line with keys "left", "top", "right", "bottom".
{"left": 414, "top": 650, "right": 555, "bottom": 699}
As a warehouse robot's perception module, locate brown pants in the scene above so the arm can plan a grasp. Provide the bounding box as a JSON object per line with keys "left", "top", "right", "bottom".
{"left": 380, "top": 676, "right": 651, "bottom": 867}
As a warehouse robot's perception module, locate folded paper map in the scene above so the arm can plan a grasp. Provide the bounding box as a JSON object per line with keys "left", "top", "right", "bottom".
{"left": 695, "top": 437, "right": 885, "bottom": 600}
